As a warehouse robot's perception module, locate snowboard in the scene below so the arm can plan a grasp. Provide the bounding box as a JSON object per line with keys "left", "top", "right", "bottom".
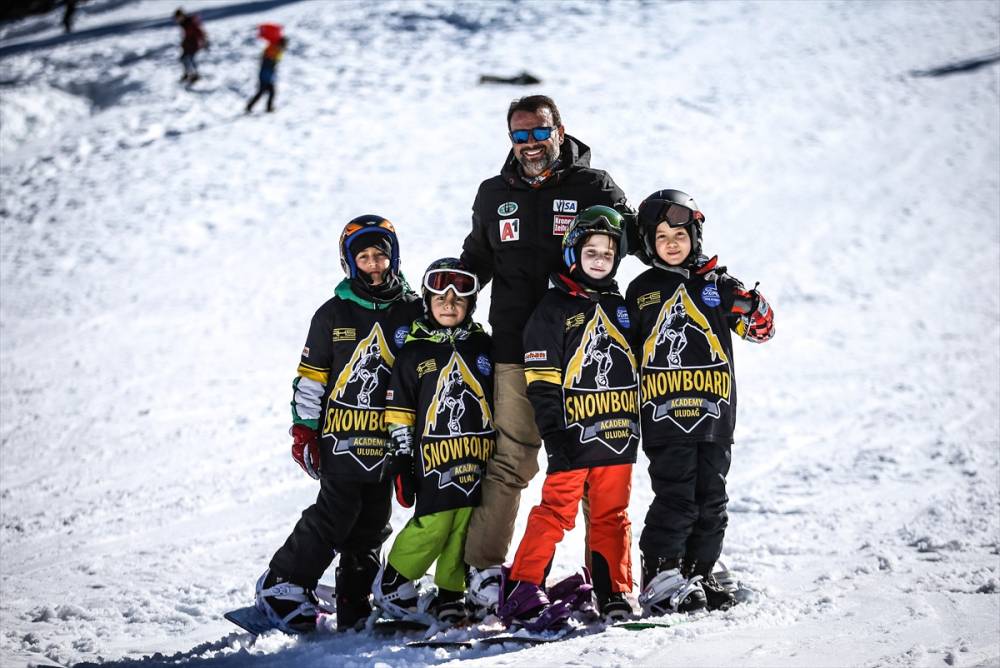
{"left": 223, "top": 583, "right": 335, "bottom": 636}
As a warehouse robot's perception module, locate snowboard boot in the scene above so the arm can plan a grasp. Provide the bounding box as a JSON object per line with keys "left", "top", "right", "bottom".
{"left": 686, "top": 559, "right": 736, "bottom": 611}
{"left": 465, "top": 565, "right": 502, "bottom": 620}
{"left": 598, "top": 592, "right": 634, "bottom": 622}
{"left": 335, "top": 551, "right": 379, "bottom": 630}
{"left": 372, "top": 562, "right": 420, "bottom": 619}
{"left": 639, "top": 555, "right": 706, "bottom": 615}
{"left": 433, "top": 588, "right": 469, "bottom": 625}
{"left": 254, "top": 568, "right": 319, "bottom": 633}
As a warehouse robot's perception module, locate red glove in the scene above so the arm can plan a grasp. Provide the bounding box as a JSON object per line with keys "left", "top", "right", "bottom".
{"left": 291, "top": 424, "right": 321, "bottom": 479}
{"left": 732, "top": 286, "right": 775, "bottom": 343}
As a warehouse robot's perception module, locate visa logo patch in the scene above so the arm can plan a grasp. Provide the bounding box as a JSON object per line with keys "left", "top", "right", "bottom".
{"left": 553, "top": 199, "right": 577, "bottom": 213}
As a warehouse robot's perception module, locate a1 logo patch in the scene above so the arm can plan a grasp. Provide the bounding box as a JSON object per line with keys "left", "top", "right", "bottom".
{"left": 499, "top": 218, "right": 520, "bottom": 242}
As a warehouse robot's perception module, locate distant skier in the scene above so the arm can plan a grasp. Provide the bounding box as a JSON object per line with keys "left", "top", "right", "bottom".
{"left": 173, "top": 8, "right": 207, "bottom": 84}
{"left": 627, "top": 189, "right": 775, "bottom": 615}
{"left": 246, "top": 35, "right": 287, "bottom": 113}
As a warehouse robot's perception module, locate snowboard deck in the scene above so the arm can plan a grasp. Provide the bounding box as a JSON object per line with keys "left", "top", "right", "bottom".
{"left": 224, "top": 583, "right": 336, "bottom": 635}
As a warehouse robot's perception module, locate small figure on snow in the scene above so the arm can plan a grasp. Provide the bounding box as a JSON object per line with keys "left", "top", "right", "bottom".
{"left": 246, "top": 27, "right": 287, "bottom": 113}
{"left": 173, "top": 8, "right": 207, "bottom": 84}
{"left": 626, "top": 189, "right": 775, "bottom": 615}
{"left": 372, "top": 259, "right": 494, "bottom": 626}
{"left": 499, "top": 207, "right": 640, "bottom": 630}
{"left": 254, "top": 216, "right": 421, "bottom": 634}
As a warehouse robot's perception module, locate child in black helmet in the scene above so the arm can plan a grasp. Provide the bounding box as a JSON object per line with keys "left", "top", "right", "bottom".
{"left": 372, "top": 258, "right": 494, "bottom": 626}
{"left": 254, "top": 215, "right": 422, "bottom": 633}
{"left": 626, "top": 189, "right": 775, "bottom": 615}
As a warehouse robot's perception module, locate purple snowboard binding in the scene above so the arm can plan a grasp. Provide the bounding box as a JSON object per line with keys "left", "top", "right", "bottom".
{"left": 546, "top": 567, "right": 597, "bottom": 619}
{"left": 498, "top": 566, "right": 573, "bottom": 632}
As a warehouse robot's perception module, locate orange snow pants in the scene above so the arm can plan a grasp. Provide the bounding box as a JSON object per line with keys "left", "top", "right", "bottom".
{"left": 510, "top": 464, "right": 632, "bottom": 593}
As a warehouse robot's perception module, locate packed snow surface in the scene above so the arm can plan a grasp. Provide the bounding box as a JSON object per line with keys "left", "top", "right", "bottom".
{"left": 1, "top": 1, "right": 998, "bottom": 666}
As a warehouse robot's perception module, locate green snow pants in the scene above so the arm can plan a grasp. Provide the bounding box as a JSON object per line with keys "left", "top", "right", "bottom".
{"left": 387, "top": 506, "right": 473, "bottom": 593}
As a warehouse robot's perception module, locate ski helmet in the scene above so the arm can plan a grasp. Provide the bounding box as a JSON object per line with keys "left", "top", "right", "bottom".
{"left": 421, "top": 257, "right": 479, "bottom": 325}
{"left": 339, "top": 214, "right": 400, "bottom": 279}
{"left": 562, "top": 205, "right": 625, "bottom": 276}
{"left": 637, "top": 189, "right": 705, "bottom": 263}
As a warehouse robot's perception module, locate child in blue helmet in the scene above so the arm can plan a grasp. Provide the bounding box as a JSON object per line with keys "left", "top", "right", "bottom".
{"left": 254, "top": 215, "right": 422, "bottom": 633}
{"left": 371, "top": 258, "right": 495, "bottom": 625}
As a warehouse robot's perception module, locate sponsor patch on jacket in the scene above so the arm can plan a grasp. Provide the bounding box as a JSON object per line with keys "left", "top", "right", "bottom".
{"left": 332, "top": 327, "right": 356, "bottom": 342}
{"left": 302, "top": 346, "right": 310, "bottom": 358}
{"left": 701, "top": 285, "right": 721, "bottom": 308}
{"left": 565, "top": 313, "right": 585, "bottom": 330}
{"left": 616, "top": 306, "right": 631, "bottom": 329}
{"left": 553, "top": 214, "right": 573, "bottom": 235}
{"left": 476, "top": 353, "right": 492, "bottom": 376}
{"left": 497, "top": 201, "right": 518, "bottom": 216}
{"left": 553, "top": 199, "right": 578, "bottom": 213}
{"left": 385, "top": 390, "right": 394, "bottom": 401}
{"left": 499, "top": 218, "right": 520, "bottom": 242}
{"left": 524, "top": 350, "right": 547, "bottom": 362}
{"left": 394, "top": 326, "right": 409, "bottom": 348}
{"left": 637, "top": 291, "right": 661, "bottom": 310}
{"left": 417, "top": 358, "right": 438, "bottom": 378}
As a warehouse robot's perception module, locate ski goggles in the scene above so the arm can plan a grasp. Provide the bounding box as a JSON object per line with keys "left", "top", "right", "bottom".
{"left": 509, "top": 126, "right": 555, "bottom": 144}
{"left": 423, "top": 268, "right": 479, "bottom": 297}
{"left": 639, "top": 201, "right": 705, "bottom": 229}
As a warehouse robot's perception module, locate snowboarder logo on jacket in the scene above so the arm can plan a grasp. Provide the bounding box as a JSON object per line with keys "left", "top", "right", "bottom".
{"left": 321, "top": 322, "right": 395, "bottom": 472}
{"left": 638, "top": 283, "right": 732, "bottom": 434}
{"left": 557, "top": 304, "right": 639, "bottom": 456}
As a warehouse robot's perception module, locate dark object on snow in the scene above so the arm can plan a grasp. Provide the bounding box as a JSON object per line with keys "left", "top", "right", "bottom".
{"left": 479, "top": 71, "right": 541, "bottom": 86}
{"left": 911, "top": 51, "right": 1000, "bottom": 77}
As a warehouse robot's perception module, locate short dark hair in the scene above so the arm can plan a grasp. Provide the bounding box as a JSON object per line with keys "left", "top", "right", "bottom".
{"left": 507, "top": 95, "right": 562, "bottom": 129}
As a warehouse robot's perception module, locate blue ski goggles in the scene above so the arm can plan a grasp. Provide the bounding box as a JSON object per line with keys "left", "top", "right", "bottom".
{"left": 509, "top": 126, "right": 555, "bottom": 144}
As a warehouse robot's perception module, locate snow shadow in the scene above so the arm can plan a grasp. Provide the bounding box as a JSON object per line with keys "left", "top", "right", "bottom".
{"left": 0, "top": 0, "right": 307, "bottom": 59}
{"left": 69, "top": 631, "right": 506, "bottom": 667}
{"left": 911, "top": 50, "right": 1000, "bottom": 77}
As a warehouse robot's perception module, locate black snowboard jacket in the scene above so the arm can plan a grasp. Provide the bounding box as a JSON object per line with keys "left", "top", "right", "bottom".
{"left": 384, "top": 319, "right": 496, "bottom": 518}
{"left": 523, "top": 273, "right": 640, "bottom": 473}
{"left": 625, "top": 261, "right": 746, "bottom": 448}
{"left": 460, "top": 135, "right": 633, "bottom": 364}
{"left": 293, "top": 279, "right": 422, "bottom": 481}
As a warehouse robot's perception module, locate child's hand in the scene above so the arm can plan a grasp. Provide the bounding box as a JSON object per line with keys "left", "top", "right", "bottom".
{"left": 733, "top": 285, "right": 775, "bottom": 343}
{"left": 543, "top": 431, "right": 571, "bottom": 471}
{"left": 291, "top": 424, "right": 321, "bottom": 479}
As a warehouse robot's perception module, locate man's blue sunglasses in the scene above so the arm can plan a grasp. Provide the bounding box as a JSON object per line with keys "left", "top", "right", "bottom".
{"left": 509, "top": 126, "right": 555, "bottom": 144}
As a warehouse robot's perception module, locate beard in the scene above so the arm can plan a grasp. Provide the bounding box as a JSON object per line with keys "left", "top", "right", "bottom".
{"left": 517, "top": 141, "right": 560, "bottom": 177}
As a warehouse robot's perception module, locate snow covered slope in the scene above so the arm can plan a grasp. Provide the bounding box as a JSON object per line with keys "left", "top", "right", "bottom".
{"left": 1, "top": 1, "right": 997, "bottom": 666}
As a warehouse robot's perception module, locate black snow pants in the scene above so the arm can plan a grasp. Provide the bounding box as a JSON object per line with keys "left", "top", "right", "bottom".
{"left": 639, "top": 441, "right": 732, "bottom": 565}
{"left": 269, "top": 476, "right": 392, "bottom": 588}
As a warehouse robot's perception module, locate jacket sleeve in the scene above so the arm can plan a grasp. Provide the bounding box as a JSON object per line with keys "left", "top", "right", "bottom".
{"left": 292, "top": 309, "right": 333, "bottom": 429}
{"left": 460, "top": 189, "right": 495, "bottom": 287}
{"left": 384, "top": 347, "right": 418, "bottom": 432}
{"left": 522, "top": 300, "right": 565, "bottom": 438}
{"left": 716, "top": 272, "right": 748, "bottom": 332}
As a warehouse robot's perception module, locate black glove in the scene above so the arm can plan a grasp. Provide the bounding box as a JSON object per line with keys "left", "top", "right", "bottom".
{"left": 542, "top": 430, "right": 572, "bottom": 473}
{"left": 382, "top": 426, "right": 417, "bottom": 507}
